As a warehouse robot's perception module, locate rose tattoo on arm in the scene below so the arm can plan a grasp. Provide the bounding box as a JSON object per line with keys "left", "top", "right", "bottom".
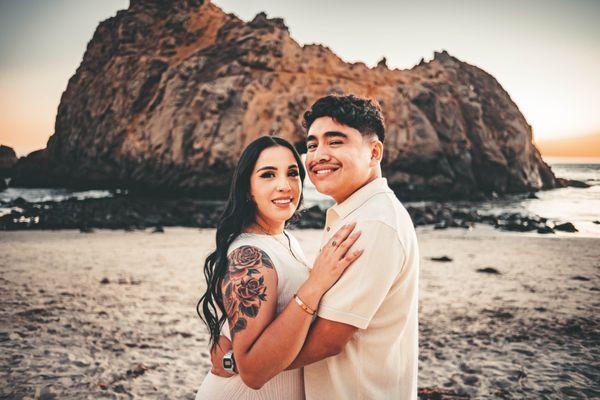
{"left": 223, "top": 246, "right": 274, "bottom": 338}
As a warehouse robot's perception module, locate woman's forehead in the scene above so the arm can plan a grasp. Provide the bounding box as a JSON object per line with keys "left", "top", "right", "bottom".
{"left": 254, "top": 146, "right": 297, "bottom": 168}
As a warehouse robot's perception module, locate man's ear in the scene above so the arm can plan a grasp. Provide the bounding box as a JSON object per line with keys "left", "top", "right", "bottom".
{"left": 369, "top": 140, "right": 383, "bottom": 166}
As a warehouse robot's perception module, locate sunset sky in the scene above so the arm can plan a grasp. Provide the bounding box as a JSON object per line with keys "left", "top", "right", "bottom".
{"left": 1, "top": 0, "right": 599, "bottom": 157}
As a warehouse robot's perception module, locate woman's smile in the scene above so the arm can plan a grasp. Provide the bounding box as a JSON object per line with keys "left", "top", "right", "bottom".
{"left": 271, "top": 196, "right": 294, "bottom": 208}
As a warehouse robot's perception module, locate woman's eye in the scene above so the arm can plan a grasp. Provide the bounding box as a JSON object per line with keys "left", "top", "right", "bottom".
{"left": 289, "top": 170, "right": 299, "bottom": 177}
{"left": 307, "top": 143, "right": 317, "bottom": 150}
{"left": 260, "top": 172, "right": 275, "bottom": 178}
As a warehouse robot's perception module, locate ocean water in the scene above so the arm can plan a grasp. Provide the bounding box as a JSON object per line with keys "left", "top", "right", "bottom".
{"left": 1, "top": 159, "right": 598, "bottom": 234}
{"left": 0, "top": 187, "right": 113, "bottom": 203}
{"left": 470, "top": 159, "right": 600, "bottom": 236}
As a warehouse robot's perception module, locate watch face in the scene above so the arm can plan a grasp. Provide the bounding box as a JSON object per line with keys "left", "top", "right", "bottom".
{"left": 223, "top": 359, "right": 233, "bottom": 368}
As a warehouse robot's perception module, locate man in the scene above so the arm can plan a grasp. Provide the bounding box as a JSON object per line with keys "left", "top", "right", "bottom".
{"left": 212, "top": 94, "right": 419, "bottom": 399}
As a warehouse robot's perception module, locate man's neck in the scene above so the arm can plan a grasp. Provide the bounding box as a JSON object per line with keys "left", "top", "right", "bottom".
{"left": 333, "top": 173, "right": 382, "bottom": 204}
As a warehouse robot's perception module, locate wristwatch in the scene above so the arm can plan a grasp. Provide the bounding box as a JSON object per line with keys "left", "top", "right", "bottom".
{"left": 222, "top": 350, "right": 236, "bottom": 374}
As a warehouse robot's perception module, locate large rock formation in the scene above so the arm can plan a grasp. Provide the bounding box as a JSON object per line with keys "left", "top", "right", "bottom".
{"left": 12, "top": 0, "right": 556, "bottom": 199}
{"left": 0, "top": 145, "right": 17, "bottom": 178}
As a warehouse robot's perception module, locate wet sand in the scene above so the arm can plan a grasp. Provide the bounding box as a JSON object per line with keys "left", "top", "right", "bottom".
{"left": 0, "top": 226, "right": 598, "bottom": 399}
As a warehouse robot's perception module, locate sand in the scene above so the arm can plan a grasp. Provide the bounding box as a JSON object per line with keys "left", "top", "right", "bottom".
{"left": 1, "top": 226, "right": 598, "bottom": 399}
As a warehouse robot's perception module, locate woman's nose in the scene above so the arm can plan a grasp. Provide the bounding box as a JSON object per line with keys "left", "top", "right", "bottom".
{"left": 277, "top": 177, "right": 292, "bottom": 191}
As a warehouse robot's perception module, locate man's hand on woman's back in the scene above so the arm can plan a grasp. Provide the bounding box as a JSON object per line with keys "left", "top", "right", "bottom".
{"left": 210, "top": 335, "right": 234, "bottom": 377}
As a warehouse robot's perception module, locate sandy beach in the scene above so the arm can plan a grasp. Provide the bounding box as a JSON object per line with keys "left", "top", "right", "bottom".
{"left": 1, "top": 226, "right": 598, "bottom": 399}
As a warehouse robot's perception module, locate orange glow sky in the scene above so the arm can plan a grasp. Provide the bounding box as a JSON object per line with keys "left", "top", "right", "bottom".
{"left": 1, "top": 0, "right": 599, "bottom": 157}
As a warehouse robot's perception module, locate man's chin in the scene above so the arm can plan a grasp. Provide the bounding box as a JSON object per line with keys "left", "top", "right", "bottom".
{"left": 313, "top": 182, "right": 338, "bottom": 197}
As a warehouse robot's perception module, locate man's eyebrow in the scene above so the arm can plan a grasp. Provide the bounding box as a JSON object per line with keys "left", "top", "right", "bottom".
{"left": 306, "top": 131, "right": 349, "bottom": 141}
{"left": 288, "top": 164, "right": 298, "bottom": 169}
{"left": 324, "top": 131, "right": 349, "bottom": 139}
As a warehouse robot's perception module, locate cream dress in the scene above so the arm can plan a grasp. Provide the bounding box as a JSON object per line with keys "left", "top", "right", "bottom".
{"left": 195, "top": 231, "right": 310, "bottom": 400}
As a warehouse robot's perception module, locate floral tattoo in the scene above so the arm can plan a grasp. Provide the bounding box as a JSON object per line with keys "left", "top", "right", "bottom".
{"left": 223, "top": 246, "right": 274, "bottom": 338}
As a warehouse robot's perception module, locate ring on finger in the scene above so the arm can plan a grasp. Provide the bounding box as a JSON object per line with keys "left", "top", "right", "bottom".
{"left": 331, "top": 240, "right": 337, "bottom": 247}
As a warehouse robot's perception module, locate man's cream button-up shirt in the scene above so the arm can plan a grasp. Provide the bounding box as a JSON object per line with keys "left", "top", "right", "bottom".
{"left": 305, "top": 177, "right": 419, "bottom": 400}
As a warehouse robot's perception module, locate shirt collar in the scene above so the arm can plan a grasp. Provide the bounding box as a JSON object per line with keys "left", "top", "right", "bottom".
{"left": 326, "top": 177, "right": 393, "bottom": 222}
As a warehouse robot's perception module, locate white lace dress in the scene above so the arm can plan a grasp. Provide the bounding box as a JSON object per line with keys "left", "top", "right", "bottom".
{"left": 195, "top": 231, "right": 310, "bottom": 400}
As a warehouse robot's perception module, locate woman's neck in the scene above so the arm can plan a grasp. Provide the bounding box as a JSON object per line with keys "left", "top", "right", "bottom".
{"left": 246, "top": 217, "right": 284, "bottom": 235}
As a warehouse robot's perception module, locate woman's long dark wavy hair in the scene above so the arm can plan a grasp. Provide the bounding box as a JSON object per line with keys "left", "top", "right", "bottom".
{"left": 197, "top": 136, "right": 306, "bottom": 347}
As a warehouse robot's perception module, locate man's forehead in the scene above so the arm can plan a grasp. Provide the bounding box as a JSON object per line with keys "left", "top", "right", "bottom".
{"left": 306, "top": 118, "right": 359, "bottom": 139}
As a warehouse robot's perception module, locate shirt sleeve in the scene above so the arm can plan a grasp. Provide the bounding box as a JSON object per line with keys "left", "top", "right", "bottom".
{"left": 317, "top": 220, "right": 405, "bottom": 329}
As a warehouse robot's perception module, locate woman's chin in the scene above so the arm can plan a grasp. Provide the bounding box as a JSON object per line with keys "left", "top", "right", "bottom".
{"left": 268, "top": 210, "right": 296, "bottom": 224}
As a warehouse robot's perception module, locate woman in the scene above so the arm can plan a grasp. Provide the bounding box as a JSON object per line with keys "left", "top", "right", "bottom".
{"left": 196, "top": 136, "right": 362, "bottom": 399}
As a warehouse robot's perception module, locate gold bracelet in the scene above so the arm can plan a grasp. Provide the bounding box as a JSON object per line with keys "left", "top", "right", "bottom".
{"left": 294, "top": 294, "right": 316, "bottom": 315}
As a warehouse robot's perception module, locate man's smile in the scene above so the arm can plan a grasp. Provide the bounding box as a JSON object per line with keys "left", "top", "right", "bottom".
{"left": 310, "top": 164, "right": 341, "bottom": 178}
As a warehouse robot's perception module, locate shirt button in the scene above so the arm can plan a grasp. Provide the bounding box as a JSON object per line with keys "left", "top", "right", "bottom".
{"left": 326, "top": 226, "right": 331, "bottom": 232}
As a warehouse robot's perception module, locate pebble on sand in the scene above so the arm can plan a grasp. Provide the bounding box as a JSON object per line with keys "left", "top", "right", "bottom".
{"left": 126, "top": 363, "right": 149, "bottom": 378}
{"left": 430, "top": 256, "right": 453, "bottom": 262}
{"left": 476, "top": 267, "right": 501, "bottom": 274}
{"left": 571, "top": 276, "right": 591, "bottom": 281}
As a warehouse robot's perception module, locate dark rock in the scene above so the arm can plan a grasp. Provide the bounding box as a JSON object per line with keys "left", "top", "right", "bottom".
{"left": 537, "top": 225, "right": 555, "bottom": 234}
{"left": 496, "top": 213, "right": 541, "bottom": 232}
{"left": 462, "top": 375, "right": 479, "bottom": 385}
{"left": 571, "top": 276, "right": 590, "bottom": 281}
{"left": 527, "top": 191, "right": 538, "bottom": 199}
{"left": 79, "top": 226, "right": 94, "bottom": 233}
{"left": 126, "top": 363, "right": 148, "bottom": 378}
{"left": 482, "top": 309, "right": 513, "bottom": 319}
{"left": 556, "top": 178, "right": 590, "bottom": 188}
{"left": 430, "top": 256, "right": 453, "bottom": 262}
{"left": 112, "top": 384, "right": 127, "bottom": 394}
{"left": 477, "top": 267, "right": 501, "bottom": 274}
{"left": 554, "top": 222, "right": 578, "bottom": 232}
{"left": 0, "top": 195, "right": 226, "bottom": 230}
{"left": 459, "top": 362, "right": 479, "bottom": 374}
{"left": 593, "top": 220, "right": 600, "bottom": 225}
{"left": 8, "top": 2, "right": 556, "bottom": 199}
{"left": 0, "top": 145, "right": 17, "bottom": 178}
{"left": 100, "top": 277, "right": 110, "bottom": 284}
{"left": 152, "top": 225, "right": 164, "bottom": 233}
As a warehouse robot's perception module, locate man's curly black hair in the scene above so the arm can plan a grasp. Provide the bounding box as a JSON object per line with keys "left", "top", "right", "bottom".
{"left": 302, "top": 94, "right": 385, "bottom": 142}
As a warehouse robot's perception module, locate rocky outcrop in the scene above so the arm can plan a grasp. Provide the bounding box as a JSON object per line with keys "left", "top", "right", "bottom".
{"left": 0, "top": 145, "right": 17, "bottom": 178}
{"left": 12, "top": 0, "right": 557, "bottom": 199}
{"left": 1, "top": 195, "right": 574, "bottom": 234}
